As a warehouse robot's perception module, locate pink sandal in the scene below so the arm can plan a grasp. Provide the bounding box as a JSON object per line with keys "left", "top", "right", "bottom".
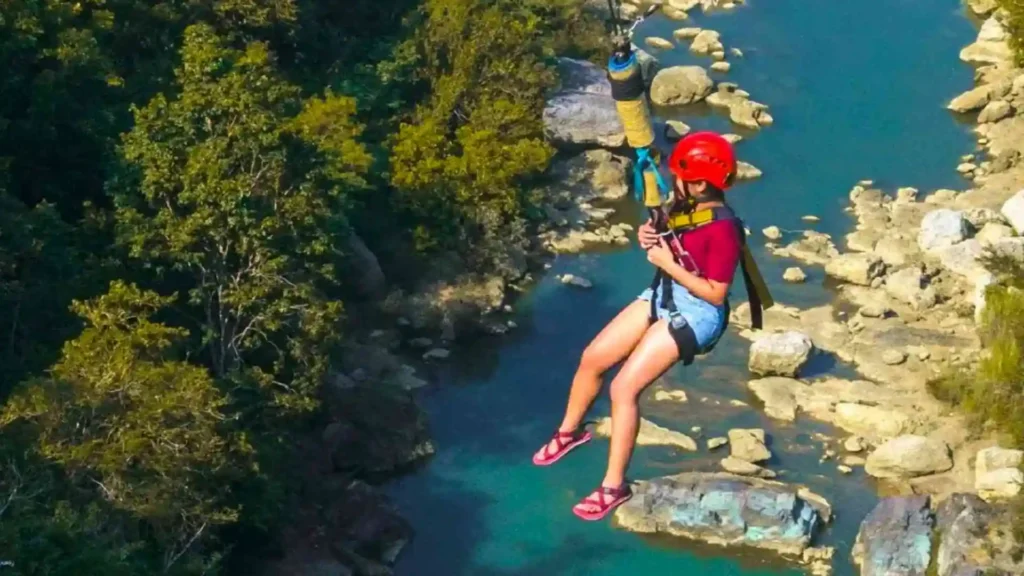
{"left": 531, "top": 428, "right": 592, "bottom": 466}
{"left": 572, "top": 484, "right": 633, "bottom": 521}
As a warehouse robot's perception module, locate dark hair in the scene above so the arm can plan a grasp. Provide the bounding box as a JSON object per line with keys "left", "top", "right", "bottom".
{"left": 675, "top": 180, "right": 725, "bottom": 202}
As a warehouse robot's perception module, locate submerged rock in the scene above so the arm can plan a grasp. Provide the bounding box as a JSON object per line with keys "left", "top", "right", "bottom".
{"left": 852, "top": 495, "right": 934, "bottom": 576}
{"left": 594, "top": 417, "right": 698, "bottom": 451}
{"left": 614, "top": 472, "right": 830, "bottom": 557}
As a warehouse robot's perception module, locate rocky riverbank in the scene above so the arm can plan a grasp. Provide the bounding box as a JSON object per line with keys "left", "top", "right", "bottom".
{"left": 270, "top": 3, "right": 1024, "bottom": 575}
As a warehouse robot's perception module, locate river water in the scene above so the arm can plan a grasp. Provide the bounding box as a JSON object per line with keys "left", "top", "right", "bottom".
{"left": 388, "top": 1, "right": 978, "bottom": 574}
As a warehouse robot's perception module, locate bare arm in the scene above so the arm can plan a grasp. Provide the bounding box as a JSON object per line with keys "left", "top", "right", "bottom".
{"left": 659, "top": 260, "right": 730, "bottom": 306}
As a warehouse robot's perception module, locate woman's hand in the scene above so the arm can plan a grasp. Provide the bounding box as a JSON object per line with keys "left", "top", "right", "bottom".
{"left": 637, "top": 220, "right": 659, "bottom": 249}
{"left": 646, "top": 239, "right": 676, "bottom": 270}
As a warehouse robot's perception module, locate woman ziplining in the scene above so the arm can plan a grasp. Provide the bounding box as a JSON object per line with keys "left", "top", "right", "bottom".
{"left": 530, "top": 1, "right": 772, "bottom": 521}
{"left": 533, "top": 132, "right": 763, "bottom": 521}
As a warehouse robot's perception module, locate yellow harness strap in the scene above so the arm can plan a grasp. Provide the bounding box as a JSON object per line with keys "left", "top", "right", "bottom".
{"left": 665, "top": 207, "right": 775, "bottom": 327}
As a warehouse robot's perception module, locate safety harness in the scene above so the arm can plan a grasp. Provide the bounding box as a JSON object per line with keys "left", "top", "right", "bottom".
{"left": 648, "top": 205, "right": 774, "bottom": 366}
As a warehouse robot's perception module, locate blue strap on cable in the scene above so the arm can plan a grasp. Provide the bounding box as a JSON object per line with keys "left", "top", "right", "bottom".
{"left": 633, "top": 147, "right": 670, "bottom": 204}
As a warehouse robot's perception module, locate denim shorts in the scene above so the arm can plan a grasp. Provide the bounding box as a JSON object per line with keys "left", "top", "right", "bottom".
{"left": 638, "top": 281, "right": 727, "bottom": 349}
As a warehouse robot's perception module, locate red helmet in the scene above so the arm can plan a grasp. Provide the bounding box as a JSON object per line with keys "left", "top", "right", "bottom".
{"left": 667, "top": 131, "right": 737, "bottom": 191}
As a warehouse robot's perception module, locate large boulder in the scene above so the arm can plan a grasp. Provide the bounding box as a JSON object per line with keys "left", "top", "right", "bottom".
{"left": 543, "top": 58, "right": 625, "bottom": 149}
{"left": 614, "top": 472, "right": 829, "bottom": 557}
{"left": 852, "top": 496, "right": 935, "bottom": 576}
{"left": 824, "top": 253, "right": 885, "bottom": 286}
{"left": 935, "top": 494, "right": 1000, "bottom": 576}
{"left": 650, "top": 66, "right": 714, "bottom": 106}
{"left": 690, "top": 29, "right": 723, "bottom": 54}
{"left": 864, "top": 435, "right": 954, "bottom": 479}
{"left": 918, "top": 209, "right": 969, "bottom": 252}
{"left": 975, "top": 446, "right": 1024, "bottom": 499}
{"left": 748, "top": 331, "right": 814, "bottom": 377}
{"left": 1000, "top": 189, "right": 1024, "bottom": 234}
{"left": 948, "top": 84, "right": 994, "bottom": 112}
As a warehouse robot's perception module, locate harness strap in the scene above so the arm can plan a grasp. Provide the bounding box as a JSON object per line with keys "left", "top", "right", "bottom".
{"left": 653, "top": 205, "right": 774, "bottom": 333}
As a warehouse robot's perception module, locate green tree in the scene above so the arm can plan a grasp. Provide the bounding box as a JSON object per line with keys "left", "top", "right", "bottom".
{"left": 1, "top": 280, "right": 242, "bottom": 573}
{"left": 388, "top": 0, "right": 559, "bottom": 266}
{"left": 113, "top": 24, "right": 365, "bottom": 414}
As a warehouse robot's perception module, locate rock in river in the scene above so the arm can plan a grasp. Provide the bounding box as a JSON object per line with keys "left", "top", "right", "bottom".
{"left": 748, "top": 331, "right": 814, "bottom": 377}
{"left": 852, "top": 495, "right": 934, "bottom": 576}
{"left": 614, "top": 473, "right": 830, "bottom": 557}
{"left": 650, "top": 66, "right": 714, "bottom": 106}
{"left": 728, "top": 428, "right": 772, "bottom": 463}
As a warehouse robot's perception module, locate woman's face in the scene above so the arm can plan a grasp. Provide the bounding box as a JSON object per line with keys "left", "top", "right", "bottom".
{"left": 674, "top": 178, "right": 707, "bottom": 199}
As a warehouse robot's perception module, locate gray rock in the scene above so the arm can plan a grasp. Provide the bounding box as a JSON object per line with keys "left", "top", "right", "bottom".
{"left": 882, "top": 350, "right": 908, "bottom": 366}
{"left": 543, "top": 92, "right": 624, "bottom": 149}
{"left": 543, "top": 59, "right": 624, "bottom": 149}
{"left": 852, "top": 496, "right": 934, "bottom": 576}
{"left": 650, "top": 66, "right": 714, "bottom": 106}
{"left": 865, "top": 435, "right": 954, "bottom": 479}
{"left": 918, "top": 209, "right": 969, "bottom": 252}
{"left": 935, "top": 494, "right": 996, "bottom": 576}
{"left": 825, "top": 253, "right": 885, "bottom": 286}
{"left": 748, "top": 331, "right": 814, "bottom": 377}
{"left": 614, "top": 472, "right": 829, "bottom": 557}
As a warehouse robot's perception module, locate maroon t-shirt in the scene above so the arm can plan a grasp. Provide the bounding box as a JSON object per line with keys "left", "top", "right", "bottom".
{"left": 666, "top": 220, "right": 742, "bottom": 284}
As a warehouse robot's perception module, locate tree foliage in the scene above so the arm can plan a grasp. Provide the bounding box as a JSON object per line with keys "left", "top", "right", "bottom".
{"left": 113, "top": 23, "right": 354, "bottom": 414}
{"left": 0, "top": 0, "right": 601, "bottom": 571}
{"left": 1, "top": 281, "right": 243, "bottom": 574}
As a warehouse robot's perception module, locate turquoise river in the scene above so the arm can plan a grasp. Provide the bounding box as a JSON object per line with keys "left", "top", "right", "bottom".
{"left": 388, "top": 1, "right": 982, "bottom": 574}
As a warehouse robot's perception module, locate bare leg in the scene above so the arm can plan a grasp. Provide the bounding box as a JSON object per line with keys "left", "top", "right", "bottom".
{"left": 573, "top": 320, "right": 680, "bottom": 515}
{"left": 533, "top": 300, "right": 651, "bottom": 461}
